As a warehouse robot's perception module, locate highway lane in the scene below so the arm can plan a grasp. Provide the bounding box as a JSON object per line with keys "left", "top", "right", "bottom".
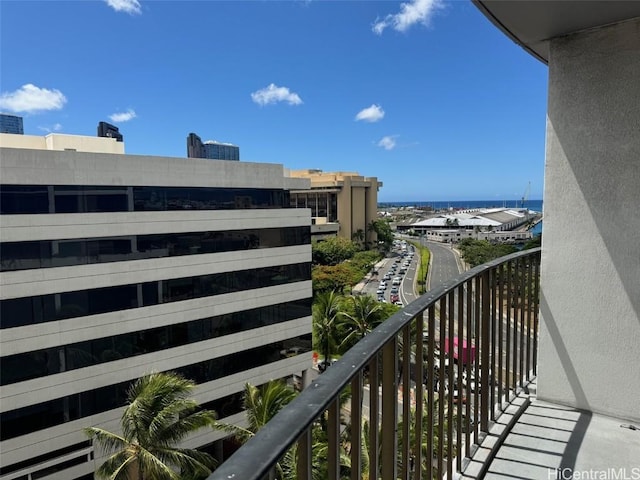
{"left": 422, "top": 239, "right": 462, "bottom": 289}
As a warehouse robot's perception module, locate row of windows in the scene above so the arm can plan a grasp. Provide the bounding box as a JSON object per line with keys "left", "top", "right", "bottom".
{"left": 0, "top": 226, "right": 310, "bottom": 272}
{"left": 0, "top": 336, "right": 311, "bottom": 441}
{"left": 0, "top": 185, "right": 291, "bottom": 214}
{"left": 0, "top": 441, "right": 91, "bottom": 476}
{"left": 290, "top": 192, "right": 338, "bottom": 222}
{"left": 0, "top": 263, "right": 311, "bottom": 329}
{"left": 1, "top": 299, "right": 311, "bottom": 385}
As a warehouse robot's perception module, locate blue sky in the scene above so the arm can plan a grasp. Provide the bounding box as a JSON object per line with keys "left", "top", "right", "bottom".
{"left": 0, "top": 0, "right": 548, "bottom": 202}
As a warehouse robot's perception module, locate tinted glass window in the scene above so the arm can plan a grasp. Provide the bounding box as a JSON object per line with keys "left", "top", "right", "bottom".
{"left": 0, "top": 263, "right": 311, "bottom": 329}
{"left": 0, "top": 299, "right": 311, "bottom": 385}
{"left": 1, "top": 227, "right": 310, "bottom": 272}
{"left": 0, "top": 336, "right": 311, "bottom": 440}
{"left": 1, "top": 184, "right": 290, "bottom": 214}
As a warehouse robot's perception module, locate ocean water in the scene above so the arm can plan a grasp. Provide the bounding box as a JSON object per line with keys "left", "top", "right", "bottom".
{"left": 380, "top": 200, "right": 544, "bottom": 234}
{"left": 380, "top": 199, "right": 543, "bottom": 213}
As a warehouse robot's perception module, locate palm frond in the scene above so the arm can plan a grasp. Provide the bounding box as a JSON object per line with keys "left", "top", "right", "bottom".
{"left": 84, "top": 427, "right": 127, "bottom": 455}
{"left": 95, "top": 451, "right": 134, "bottom": 480}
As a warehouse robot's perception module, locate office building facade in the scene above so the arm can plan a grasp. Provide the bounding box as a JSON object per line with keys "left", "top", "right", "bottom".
{"left": 289, "top": 170, "right": 382, "bottom": 244}
{"left": 0, "top": 114, "right": 24, "bottom": 135}
{"left": 187, "top": 132, "right": 240, "bottom": 161}
{"left": 0, "top": 140, "right": 312, "bottom": 479}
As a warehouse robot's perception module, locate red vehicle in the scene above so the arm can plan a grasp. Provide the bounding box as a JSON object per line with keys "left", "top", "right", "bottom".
{"left": 444, "top": 337, "right": 476, "bottom": 365}
{"left": 390, "top": 293, "right": 400, "bottom": 303}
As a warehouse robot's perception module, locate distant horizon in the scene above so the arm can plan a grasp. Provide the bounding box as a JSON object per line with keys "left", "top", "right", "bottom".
{"left": 378, "top": 198, "right": 543, "bottom": 204}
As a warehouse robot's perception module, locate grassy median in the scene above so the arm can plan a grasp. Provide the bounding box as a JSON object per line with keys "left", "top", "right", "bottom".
{"left": 409, "top": 240, "right": 430, "bottom": 295}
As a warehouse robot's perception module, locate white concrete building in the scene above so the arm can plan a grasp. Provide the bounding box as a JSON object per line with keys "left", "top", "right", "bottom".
{"left": 0, "top": 140, "right": 313, "bottom": 480}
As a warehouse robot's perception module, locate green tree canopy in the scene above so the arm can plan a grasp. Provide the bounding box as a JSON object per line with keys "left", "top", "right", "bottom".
{"left": 367, "top": 219, "right": 394, "bottom": 250}
{"left": 312, "top": 264, "right": 361, "bottom": 294}
{"left": 523, "top": 233, "right": 541, "bottom": 250}
{"left": 312, "top": 237, "right": 359, "bottom": 266}
{"left": 457, "top": 238, "right": 517, "bottom": 267}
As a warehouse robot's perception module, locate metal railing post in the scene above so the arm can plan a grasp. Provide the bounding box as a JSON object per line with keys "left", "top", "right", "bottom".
{"left": 480, "top": 270, "right": 491, "bottom": 433}
{"left": 381, "top": 338, "right": 398, "bottom": 480}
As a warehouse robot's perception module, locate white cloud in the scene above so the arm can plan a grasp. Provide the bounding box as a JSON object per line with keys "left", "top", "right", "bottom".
{"left": 355, "top": 104, "right": 385, "bottom": 123}
{"left": 109, "top": 109, "right": 137, "bottom": 122}
{"left": 372, "top": 0, "right": 442, "bottom": 35}
{"left": 377, "top": 135, "right": 398, "bottom": 150}
{"left": 38, "top": 123, "right": 63, "bottom": 133}
{"left": 251, "top": 83, "right": 303, "bottom": 106}
{"left": 0, "top": 84, "right": 67, "bottom": 113}
{"left": 105, "top": 0, "right": 141, "bottom": 15}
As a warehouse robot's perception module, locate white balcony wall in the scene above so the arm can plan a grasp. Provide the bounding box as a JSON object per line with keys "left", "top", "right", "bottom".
{"left": 538, "top": 17, "right": 640, "bottom": 421}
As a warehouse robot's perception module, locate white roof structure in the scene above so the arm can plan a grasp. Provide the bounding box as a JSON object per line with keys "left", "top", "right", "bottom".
{"left": 411, "top": 207, "right": 529, "bottom": 229}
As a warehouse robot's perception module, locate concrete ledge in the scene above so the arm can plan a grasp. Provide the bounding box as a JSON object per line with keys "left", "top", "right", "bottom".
{"left": 460, "top": 387, "right": 532, "bottom": 479}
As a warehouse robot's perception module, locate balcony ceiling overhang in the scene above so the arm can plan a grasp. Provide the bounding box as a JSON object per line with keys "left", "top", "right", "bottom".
{"left": 473, "top": 0, "right": 640, "bottom": 64}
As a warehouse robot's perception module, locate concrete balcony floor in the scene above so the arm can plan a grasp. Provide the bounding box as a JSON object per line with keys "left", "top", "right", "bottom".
{"left": 463, "top": 382, "right": 640, "bottom": 480}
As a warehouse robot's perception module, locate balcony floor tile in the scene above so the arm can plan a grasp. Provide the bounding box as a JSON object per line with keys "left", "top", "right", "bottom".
{"left": 464, "top": 394, "right": 640, "bottom": 480}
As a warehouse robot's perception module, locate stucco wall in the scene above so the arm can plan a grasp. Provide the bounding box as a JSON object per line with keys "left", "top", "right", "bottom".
{"left": 537, "top": 18, "right": 640, "bottom": 421}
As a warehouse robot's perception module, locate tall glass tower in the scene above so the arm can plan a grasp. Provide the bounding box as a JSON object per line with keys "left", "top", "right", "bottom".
{"left": 187, "top": 132, "right": 239, "bottom": 160}
{"left": 0, "top": 114, "right": 24, "bottom": 134}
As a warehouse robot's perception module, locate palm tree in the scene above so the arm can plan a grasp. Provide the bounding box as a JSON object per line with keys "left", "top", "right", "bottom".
{"left": 215, "top": 380, "right": 298, "bottom": 480}
{"left": 84, "top": 371, "right": 217, "bottom": 480}
{"left": 396, "top": 395, "right": 456, "bottom": 479}
{"left": 215, "top": 380, "right": 298, "bottom": 442}
{"left": 337, "top": 295, "right": 384, "bottom": 353}
{"left": 313, "top": 290, "right": 342, "bottom": 368}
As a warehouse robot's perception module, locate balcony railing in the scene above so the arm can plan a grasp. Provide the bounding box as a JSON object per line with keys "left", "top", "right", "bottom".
{"left": 210, "top": 248, "right": 541, "bottom": 480}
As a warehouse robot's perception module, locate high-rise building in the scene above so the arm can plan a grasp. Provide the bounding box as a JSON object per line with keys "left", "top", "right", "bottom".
{"left": 187, "top": 132, "right": 240, "bottom": 161}
{"left": 97, "top": 121, "right": 123, "bottom": 142}
{"left": 0, "top": 114, "right": 24, "bottom": 134}
{"left": 289, "top": 170, "right": 382, "bottom": 244}
{"left": 0, "top": 136, "right": 312, "bottom": 480}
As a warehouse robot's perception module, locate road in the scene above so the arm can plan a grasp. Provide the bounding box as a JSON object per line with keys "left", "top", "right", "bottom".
{"left": 420, "top": 239, "right": 462, "bottom": 290}
{"left": 360, "top": 240, "right": 419, "bottom": 307}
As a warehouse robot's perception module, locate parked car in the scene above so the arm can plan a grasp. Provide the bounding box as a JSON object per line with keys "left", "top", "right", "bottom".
{"left": 390, "top": 287, "right": 399, "bottom": 294}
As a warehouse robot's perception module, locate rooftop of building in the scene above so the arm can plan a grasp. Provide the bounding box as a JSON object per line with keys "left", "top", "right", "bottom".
{"left": 0, "top": 132, "right": 125, "bottom": 154}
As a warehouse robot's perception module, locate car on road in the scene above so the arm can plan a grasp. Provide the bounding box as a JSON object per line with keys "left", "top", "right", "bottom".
{"left": 390, "top": 286, "right": 399, "bottom": 294}
{"left": 390, "top": 293, "right": 400, "bottom": 302}
{"left": 378, "top": 283, "right": 386, "bottom": 290}
{"left": 376, "top": 288, "right": 385, "bottom": 295}
{"left": 392, "top": 277, "right": 402, "bottom": 285}
{"left": 383, "top": 273, "right": 392, "bottom": 280}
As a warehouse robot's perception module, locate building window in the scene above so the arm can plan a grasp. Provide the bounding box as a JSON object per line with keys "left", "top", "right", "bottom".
{"left": 1, "top": 298, "right": 312, "bottom": 385}
{"left": 0, "top": 335, "right": 312, "bottom": 441}
{"left": 0, "top": 226, "right": 310, "bottom": 272}
{"left": 0, "top": 185, "right": 291, "bottom": 214}
{"left": 0, "top": 263, "right": 312, "bottom": 329}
